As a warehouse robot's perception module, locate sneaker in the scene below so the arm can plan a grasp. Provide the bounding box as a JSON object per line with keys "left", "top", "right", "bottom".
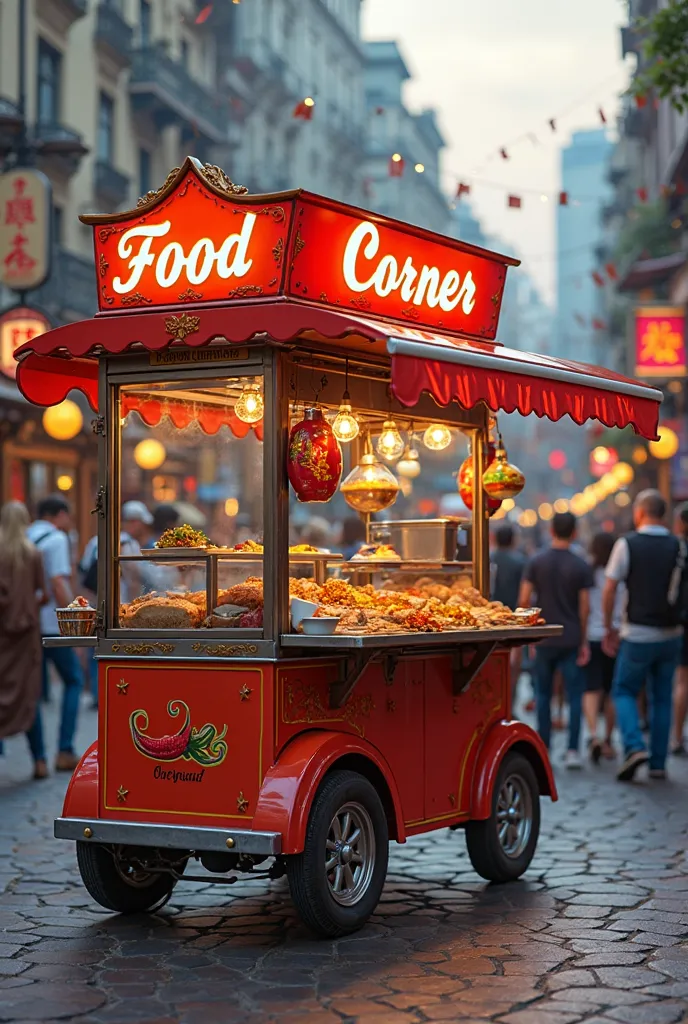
{"left": 565, "top": 750, "right": 582, "bottom": 769}
{"left": 617, "top": 750, "right": 649, "bottom": 782}
{"left": 671, "top": 742, "right": 688, "bottom": 757}
{"left": 588, "top": 738, "right": 602, "bottom": 765}
{"left": 601, "top": 740, "right": 617, "bottom": 760}
{"left": 649, "top": 769, "right": 667, "bottom": 780}
{"left": 55, "top": 752, "right": 79, "bottom": 773}
{"left": 33, "top": 760, "right": 49, "bottom": 780}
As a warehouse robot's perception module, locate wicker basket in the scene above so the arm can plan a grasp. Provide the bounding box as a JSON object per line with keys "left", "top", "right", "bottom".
{"left": 56, "top": 608, "right": 97, "bottom": 637}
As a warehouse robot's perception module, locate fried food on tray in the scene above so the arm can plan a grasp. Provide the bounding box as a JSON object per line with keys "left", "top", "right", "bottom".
{"left": 120, "top": 595, "right": 204, "bottom": 628}
{"left": 219, "top": 577, "right": 264, "bottom": 609}
{"left": 351, "top": 543, "right": 401, "bottom": 561}
{"left": 232, "top": 540, "right": 264, "bottom": 553}
{"left": 155, "top": 524, "right": 211, "bottom": 549}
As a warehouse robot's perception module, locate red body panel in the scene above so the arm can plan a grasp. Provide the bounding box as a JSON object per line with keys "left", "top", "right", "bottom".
{"left": 61, "top": 651, "right": 554, "bottom": 851}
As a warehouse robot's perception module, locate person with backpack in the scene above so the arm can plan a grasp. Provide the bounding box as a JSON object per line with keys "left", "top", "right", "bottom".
{"left": 26, "top": 496, "right": 83, "bottom": 772}
{"left": 603, "top": 489, "right": 685, "bottom": 782}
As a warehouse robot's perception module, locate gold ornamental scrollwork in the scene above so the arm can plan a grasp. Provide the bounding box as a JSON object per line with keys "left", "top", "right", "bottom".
{"left": 272, "top": 237, "right": 284, "bottom": 266}
{"left": 178, "top": 288, "right": 203, "bottom": 302}
{"left": 98, "top": 253, "right": 108, "bottom": 278}
{"left": 191, "top": 642, "right": 259, "bottom": 657}
{"left": 228, "top": 285, "right": 263, "bottom": 298}
{"left": 283, "top": 681, "right": 374, "bottom": 738}
{"left": 121, "top": 292, "right": 152, "bottom": 307}
{"left": 293, "top": 230, "right": 306, "bottom": 260}
{"left": 165, "top": 313, "right": 200, "bottom": 341}
{"left": 199, "top": 163, "right": 249, "bottom": 196}
{"left": 121, "top": 642, "right": 176, "bottom": 656}
{"left": 137, "top": 166, "right": 181, "bottom": 207}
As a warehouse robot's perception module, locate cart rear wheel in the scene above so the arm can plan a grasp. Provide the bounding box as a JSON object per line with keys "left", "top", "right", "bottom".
{"left": 76, "top": 842, "right": 180, "bottom": 914}
{"left": 286, "top": 769, "right": 388, "bottom": 937}
{"left": 465, "top": 751, "right": 540, "bottom": 883}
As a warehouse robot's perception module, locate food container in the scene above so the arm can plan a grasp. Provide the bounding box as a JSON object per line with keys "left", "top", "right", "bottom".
{"left": 513, "top": 607, "right": 542, "bottom": 626}
{"left": 369, "top": 518, "right": 470, "bottom": 562}
{"left": 56, "top": 607, "right": 97, "bottom": 637}
{"left": 300, "top": 616, "right": 340, "bottom": 636}
{"left": 291, "top": 597, "right": 319, "bottom": 628}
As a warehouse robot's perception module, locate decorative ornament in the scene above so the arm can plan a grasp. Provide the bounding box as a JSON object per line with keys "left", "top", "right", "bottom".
{"left": 482, "top": 435, "right": 525, "bottom": 501}
{"left": 341, "top": 434, "right": 400, "bottom": 513}
{"left": 235, "top": 382, "right": 264, "bottom": 424}
{"left": 42, "top": 400, "right": 83, "bottom": 441}
{"left": 423, "top": 423, "right": 452, "bottom": 451}
{"left": 458, "top": 441, "right": 502, "bottom": 515}
{"left": 376, "top": 419, "right": 404, "bottom": 461}
{"left": 331, "top": 358, "right": 360, "bottom": 443}
{"left": 287, "top": 407, "right": 342, "bottom": 503}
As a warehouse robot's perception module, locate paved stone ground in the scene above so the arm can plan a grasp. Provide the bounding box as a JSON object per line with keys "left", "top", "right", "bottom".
{"left": 2, "top": 690, "right": 688, "bottom": 1023}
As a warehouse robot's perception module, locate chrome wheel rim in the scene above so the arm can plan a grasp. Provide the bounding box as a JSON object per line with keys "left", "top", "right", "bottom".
{"left": 325, "top": 801, "right": 375, "bottom": 906}
{"left": 496, "top": 773, "right": 532, "bottom": 858}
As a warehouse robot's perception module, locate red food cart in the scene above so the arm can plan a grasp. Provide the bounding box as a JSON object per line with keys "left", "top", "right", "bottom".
{"left": 15, "top": 159, "right": 661, "bottom": 937}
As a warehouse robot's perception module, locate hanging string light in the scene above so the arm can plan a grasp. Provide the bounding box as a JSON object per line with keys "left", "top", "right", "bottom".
{"left": 423, "top": 423, "right": 452, "bottom": 451}
{"left": 331, "top": 357, "right": 360, "bottom": 443}
{"left": 234, "top": 380, "right": 264, "bottom": 423}
{"left": 376, "top": 419, "right": 405, "bottom": 461}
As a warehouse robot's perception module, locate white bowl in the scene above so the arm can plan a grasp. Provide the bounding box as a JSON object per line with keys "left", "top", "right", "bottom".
{"left": 300, "top": 616, "right": 340, "bottom": 636}
{"left": 290, "top": 597, "right": 319, "bottom": 628}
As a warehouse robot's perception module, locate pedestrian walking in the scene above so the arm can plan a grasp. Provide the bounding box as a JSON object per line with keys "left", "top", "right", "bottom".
{"left": 518, "top": 511, "right": 593, "bottom": 768}
{"left": 604, "top": 489, "right": 685, "bottom": 782}
{"left": 491, "top": 524, "right": 526, "bottom": 610}
{"left": 27, "top": 495, "right": 84, "bottom": 772}
{"left": 0, "top": 502, "right": 48, "bottom": 779}
{"left": 583, "top": 531, "right": 623, "bottom": 763}
{"left": 671, "top": 503, "right": 688, "bottom": 756}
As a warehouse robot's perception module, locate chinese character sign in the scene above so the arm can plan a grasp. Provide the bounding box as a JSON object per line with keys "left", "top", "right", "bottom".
{"left": 0, "top": 306, "right": 49, "bottom": 379}
{"left": 635, "top": 306, "right": 686, "bottom": 378}
{"left": 0, "top": 169, "right": 51, "bottom": 291}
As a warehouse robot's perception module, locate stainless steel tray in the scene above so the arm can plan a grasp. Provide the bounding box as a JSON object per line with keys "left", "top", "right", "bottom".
{"left": 43, "top": 636, "right": 98, "bottom": 648}
{"left": 280, "top": 624, "right": 562, "bottom": 649}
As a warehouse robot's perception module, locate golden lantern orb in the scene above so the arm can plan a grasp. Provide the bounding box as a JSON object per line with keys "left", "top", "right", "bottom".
{"left": 331, "top": 396, "right": 360, "bottom": 443}
{"left": 423, "top": 423, "right": 452, "bottom": 451}
{"left": 235, "top": 383, "right": 264, "bottom": 424}
{"left": 42, "top": 400, "right": 83, "bottom": 441}
{"left": 134, "top": 438, "right": 166, "bottom": 470}
{"left": 649, "top": 426, "right": 679, "bottom": 460}
{"left": 376, "top": 420, "right": 405, "bottom": 461}
{"left": 611, "top": 461, "right": 634, "bottom": 486}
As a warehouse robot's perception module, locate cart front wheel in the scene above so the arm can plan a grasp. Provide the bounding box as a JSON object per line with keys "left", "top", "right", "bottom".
{"left": 465, "top": 751, "right": 540, "bottom": 883}
{"left": 286, "top": 769, "right": 388, "bottom": 937}
{"left": 76, "top": 842, "right": 180, "bottom": 914}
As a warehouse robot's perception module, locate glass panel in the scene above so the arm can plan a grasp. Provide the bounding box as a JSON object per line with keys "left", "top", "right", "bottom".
{"left": 116, "top": 375, "right": 264, "bottom": 632}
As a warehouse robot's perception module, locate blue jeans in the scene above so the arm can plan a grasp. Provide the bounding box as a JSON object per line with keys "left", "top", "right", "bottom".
{"left": 533, "top": 646, "right": 585, "bottom": 752}
{"left": 612, "top": 637, "right": 681, "bottom": 771}
{"left": 42, "top": 646, "right": 83, "bottom": 754}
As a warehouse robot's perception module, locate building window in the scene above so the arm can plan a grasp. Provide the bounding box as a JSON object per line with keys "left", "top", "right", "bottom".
{"left": 52, "top": 205, "right": 63, "bottom": 247}
{"left": 97, "top": 93, "right": 114, "bottom": 163}
{"left": 37, "top": 40, "right": 61, "bottom": 125}
{"left": 139, "top": 148, "right": 151, "bottom": 196}
{"left": 180, "top": 38, "right": 189, "bottom": 68}
{"left": 139, "top": 0, "right": 152, "bottom": 46}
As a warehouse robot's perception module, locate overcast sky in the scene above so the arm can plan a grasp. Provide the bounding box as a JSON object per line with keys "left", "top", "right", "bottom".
{"left": 362, "top": 0, "right": 630, "bottom": 304}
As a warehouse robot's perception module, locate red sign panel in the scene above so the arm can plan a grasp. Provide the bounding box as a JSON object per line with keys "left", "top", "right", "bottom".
{"left": 635, "top": 306, "right": 686, "bottom": 378}
{"left": 87, "top": 158, "right": 516, "bottom": 340}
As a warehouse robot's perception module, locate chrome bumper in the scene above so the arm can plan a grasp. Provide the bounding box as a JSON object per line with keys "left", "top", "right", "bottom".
{"left": 54, "top": 817, "right": 281, "bottom": 856}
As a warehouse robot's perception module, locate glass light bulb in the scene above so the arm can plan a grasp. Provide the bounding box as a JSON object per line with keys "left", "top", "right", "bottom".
{"left": 376, "top": 419, "right": 405, "bottom": 461}
{"left": 235, "top": 384, "right": 264, "bottom": 423}
{"left": 331, "top": 401, "right": 360, "bottom": 442}
{"left": 423, "top": 424, "right": 452, "bottom": 451}
{"left": 397, "top": 446, "right": 421, "bottom": 479}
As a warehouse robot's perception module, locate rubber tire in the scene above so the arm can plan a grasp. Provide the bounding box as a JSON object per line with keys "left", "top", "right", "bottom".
{"left": 286, "top": 769, "right": 389, "bottom": 938}
{"left": 76, "top": 842, "right": 178, "bottom": 914}
{"left": 464, "top": 751, "right": 540, "bottom": 883}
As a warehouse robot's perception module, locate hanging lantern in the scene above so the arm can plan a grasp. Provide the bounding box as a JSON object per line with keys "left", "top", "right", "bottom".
{"left": 482, "top": 437, "right": 525, "bottom": 501}
{"left": 235, "top": 382, "right": 264, "bottom": 423}
{"left": 397, "top": 443, "right": 421, "bottom": 479}
{"left": 42, "top": 400, "right": 83, "bottom": 441}
{"left": 134, "top": 438, "right": 167, "bottom": 470}
{"left": 287, "top": 407, "right": 342, "bottom": 503}
{"left": 341, "top": 435, "right": 400, "bottom": 513}
{"left": 423, "top": 423, "right": 452, "bottom": 451}
{"left": 331, "top": 359, "right": 359, "bottom": 442}
{"left": 376, "top": 419, "right": 404, "bottom": 461}
{"left": 458, "top": 441, "right": 502, "bottom": 515}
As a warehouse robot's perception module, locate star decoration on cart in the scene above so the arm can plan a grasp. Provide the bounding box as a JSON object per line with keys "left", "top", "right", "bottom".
{"left": 117, "top": 785, "right": 129, "bottom": 802}
{"left": 239, "top": 684, "right": 252, "bottom": 702}
{"left": 237, "top": 792, "right": 249, "bottom": 813}
{"left": 117, "top": 679, "right": 128, "bottom": 694}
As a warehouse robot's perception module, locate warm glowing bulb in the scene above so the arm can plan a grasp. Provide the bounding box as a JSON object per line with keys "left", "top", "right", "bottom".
{"left": 615, "top": 491, "right": 632, "bottom": 507}
{"left": 332, "top": 400, "right": 359, "bottom": 442}
{"left": 611, "top": 461, "right": 634, "bottom": 485}
{"left": 502, "top": 498, "right": 515, "bottom": 512}
{"left": 134, "top": 438, "right": 166, "bottom": 470}
{"left": 553, "top": 498, "right": 569, "bottom": 513}
{"left": 224, "top": 498, "right": 239, "bottom": 517}
{"left": 235, "top": 384, "right": 264, "bottom": 423}
{"left": 376, "top": 420, "right": 405, "bottom": 461}
{"left": 592, "top": 445, "right": 610, "bottom": 465}
{"left": 649, "top": 426, "right": 679, "bottom": 460}
{"left": 397, "top": 446, "right": 421, "bottom": 478}
{"left": 415, "top": 163, "right": 425, "bottom": 173}
{"left": 391, "top": 152, "right": 402, "bottom": 162}
{"left": 632, "top": 445, "right": 648, "bottom": 465}
{"left": 42, "top": 400, "right": 83, "bottom": 441}
{"left": 538, "top": 502, "right": 553, "bottom": 520}
{"left": 423, "top": 423, "right": 451, "bottom": 450}
{"left": 304, "top": 96, "right": 315, "bottom": 107}
{"left": 56, "top": 474, "right": 73, "bottom": 491}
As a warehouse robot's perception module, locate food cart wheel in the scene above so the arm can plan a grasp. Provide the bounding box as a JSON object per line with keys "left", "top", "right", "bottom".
{"left": 286, "top": 769, "right": 389, "bottom": 938}
{"left": 464, "top": 751, "right": 540, "bottom": 883}
{"left": 76, "top": 842, "right": 180, "bottom": 914}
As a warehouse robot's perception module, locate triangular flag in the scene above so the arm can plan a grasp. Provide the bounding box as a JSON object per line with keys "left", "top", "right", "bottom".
{"left": 195, "top": 3, "right": 213, "bottom": 23}
{"left": 507, "top": 195, "right": 522, "bottom": 209}
{"left": 456, "top": 182, "right": 471, "bottom": 197}
{"left": 605, "top": 262, "right": 618, "bottom": 281}
{"left": 592, "top": 271, "right": 605, "bottom": 287}
{"left": 592, "top": 318, "right": 607, "bottom": 331}
{"left": 389, "top": 155, "right": 405, "bottom": 177}
{"left": 559, "top": 191, "right": 568, "bottom": 206}
{"left": 293, "top": 99, "right": 315, "bottom": 120}
{"left": 635, "top": 93, "right": 648, "bottom": 108}
{"left": 637, "top": 186, "right": 648, "bottom": 202}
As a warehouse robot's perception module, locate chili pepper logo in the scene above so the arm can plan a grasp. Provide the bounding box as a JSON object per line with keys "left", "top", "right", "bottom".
{"left": 129, "top": 699, "right": 228, "bottom": 767}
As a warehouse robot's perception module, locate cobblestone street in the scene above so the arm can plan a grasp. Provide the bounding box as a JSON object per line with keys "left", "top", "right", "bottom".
{"left": 2, "top": 698, "right": 688, "bottom": 1024}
